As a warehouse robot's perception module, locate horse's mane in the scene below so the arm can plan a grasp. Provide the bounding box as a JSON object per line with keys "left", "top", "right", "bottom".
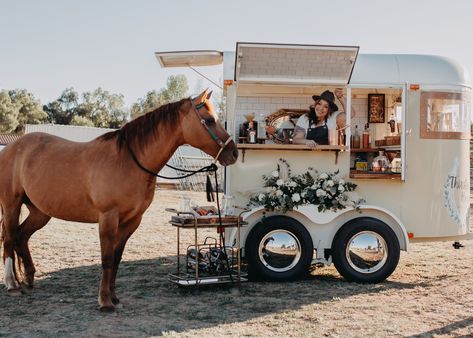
{"left": 99, "top": 98, "right": 188, "bottom": 150}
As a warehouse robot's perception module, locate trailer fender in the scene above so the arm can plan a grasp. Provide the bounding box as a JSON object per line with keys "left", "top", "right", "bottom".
{"left": 227, "top": 205, "right": 409, "bottom": 252}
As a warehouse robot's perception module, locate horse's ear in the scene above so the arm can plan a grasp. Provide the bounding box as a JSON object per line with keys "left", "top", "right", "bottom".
{"left": 195, "top": 89, "right": 209, "bottom": 103}
{"left": 206, "top": 90, "right": 213, "bottom": 100}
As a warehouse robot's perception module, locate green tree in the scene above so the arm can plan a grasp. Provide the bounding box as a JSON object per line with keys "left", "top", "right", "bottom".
{"left": 70, "top": 115, "right": 94, "bottom": 127}
{"left": 0, "top": 91, "right": 19, "bottom": 133}
{"left": 131, "top": 75, "right": 189, "bottom": 120}
{"left": 79, "top": 87, "right": 128, "bottom": 128}
{"left": 9, "top": 89, "right": 47, "bottom": 133}
{"left": 43, "top": 88, "right": 79, "bottom": 125}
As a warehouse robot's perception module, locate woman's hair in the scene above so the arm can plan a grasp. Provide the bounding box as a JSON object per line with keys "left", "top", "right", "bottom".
{"left": 308, "top": 99, "right": 333, "bottom": 126}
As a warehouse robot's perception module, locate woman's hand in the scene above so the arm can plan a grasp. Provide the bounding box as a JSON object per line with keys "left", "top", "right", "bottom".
{"left": 334, "top": 88, "right": 344, "bottom": 99}
{"left": 305, "top": 139, "right": 317, "bottom": 149}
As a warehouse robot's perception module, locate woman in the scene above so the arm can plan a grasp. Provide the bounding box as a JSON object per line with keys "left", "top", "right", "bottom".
{"left": 292, "top": 90, "right": 338, "bottom": 148}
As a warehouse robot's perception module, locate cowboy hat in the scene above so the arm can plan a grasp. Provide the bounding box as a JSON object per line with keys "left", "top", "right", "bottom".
{"left": 312, "top": 90, "right": 338, "bottom": 112}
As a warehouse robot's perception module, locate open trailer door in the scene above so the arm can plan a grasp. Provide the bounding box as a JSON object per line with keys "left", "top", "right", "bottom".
{"left": 235, "top": 42, "right": 359, "bottom": 86}
{"left": 155, "top": 50, "right": 223, "bottom": 67}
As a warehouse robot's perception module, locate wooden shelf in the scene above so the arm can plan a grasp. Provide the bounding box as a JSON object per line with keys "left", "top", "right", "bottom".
{"left": 350, "top": 148, "right": 380, "bottom": 153}
{"left": 350, "top": 170, "right": 401, "bottom": 180}
{"left": 237, "top": 144, "right": 348, "bottom": 151}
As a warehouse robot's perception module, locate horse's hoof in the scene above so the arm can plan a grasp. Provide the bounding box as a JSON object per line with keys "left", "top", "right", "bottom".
{"left": 99, "top": 304, "right": 115, "bottom": 313}
{"left": 20, "top": 283, "right": 34, "bottom": 294}
{"left": 7, "top": 288, "right": 22, "bottom": 296}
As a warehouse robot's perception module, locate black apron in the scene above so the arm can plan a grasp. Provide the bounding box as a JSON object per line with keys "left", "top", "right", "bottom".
{"left": 306, "top": 123, "right": 329, "bottom": 145}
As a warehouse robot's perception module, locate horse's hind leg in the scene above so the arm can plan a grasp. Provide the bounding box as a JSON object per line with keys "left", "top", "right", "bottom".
{"left": 15, "top": 204, "right": 51, "bottom": 291}
{"left": 1, "top": 201, "right": 22, "bottom": 295}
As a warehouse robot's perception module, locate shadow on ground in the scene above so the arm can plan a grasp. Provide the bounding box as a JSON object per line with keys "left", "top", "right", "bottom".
{"left": 0, "top": 256, "right": 430, "bottom": 337}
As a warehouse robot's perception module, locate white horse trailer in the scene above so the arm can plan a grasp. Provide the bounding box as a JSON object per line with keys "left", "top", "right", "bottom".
{"left": 156, "top": 43, "right": 472, "bottom": 282}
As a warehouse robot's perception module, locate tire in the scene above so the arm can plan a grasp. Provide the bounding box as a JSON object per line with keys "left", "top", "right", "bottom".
{"left": 332, "top": 218, "right": 400, "bottom": 283}
{"left": 245, "top": 216, "right": 313, "bottom": 281}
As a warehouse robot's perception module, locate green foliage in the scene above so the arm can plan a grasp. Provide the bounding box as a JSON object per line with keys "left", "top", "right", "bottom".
{"left": 43, "top": 88, "right": 79, "bottom": 125}
{"left": 0, "top": 89, "right": 46, "bottom": 133}
{"left": 70, "top": 115, "right": 94, "bottom": 127}
{"left": 9, "top": 89, "right": 48, "bottom": 133}
{"left": 44, "top": 87, "right": 128, "bottom": 128}
{"left": 249, "top": 159, "right": 363, "bottom": 213}
{"left": 131, "top": 74, "right": 189, "bottom": 120}
{"left": 0, "top": 91, "right": 19, "bottom": 133}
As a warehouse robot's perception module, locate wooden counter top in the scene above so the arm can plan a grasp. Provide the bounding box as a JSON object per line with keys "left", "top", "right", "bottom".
{"left": 350, "top": 170, "right": 401, "bottom": 180}
{"left": 237, "top": 144, "right": 348, "bottom": 151}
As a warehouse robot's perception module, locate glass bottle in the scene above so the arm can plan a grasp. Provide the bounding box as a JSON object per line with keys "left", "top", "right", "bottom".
{"left": 247, "top": 121, "right": 257, "bottom": 144}
{"left": 362, "top": 123, "right": 370, "bottom": 149}
{"left": 352, "top": 125, "right": 360, "bottom": 149}
{"left": 372, "top": 150, "right": 390, "bottom": 172}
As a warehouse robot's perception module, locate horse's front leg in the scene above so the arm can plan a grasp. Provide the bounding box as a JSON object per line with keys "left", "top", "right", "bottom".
{"left": 110, "top": 215, "right": 143, "bottom": 305}
{"left": 98, "top": 210, "right": 119, "bottom": 312}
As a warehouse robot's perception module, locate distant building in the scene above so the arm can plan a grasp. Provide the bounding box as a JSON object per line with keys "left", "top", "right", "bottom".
{"left": 0, "top": 133, "right": 22, "bottom": 151}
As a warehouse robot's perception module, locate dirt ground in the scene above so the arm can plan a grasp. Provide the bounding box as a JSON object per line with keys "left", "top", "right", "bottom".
{"left": 1, "top": 188, "right": 473, "bottom": 337}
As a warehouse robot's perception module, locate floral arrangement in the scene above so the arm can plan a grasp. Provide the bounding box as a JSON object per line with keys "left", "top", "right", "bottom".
{"left": 249, "top": 159, "right": 364, "bottom": 213}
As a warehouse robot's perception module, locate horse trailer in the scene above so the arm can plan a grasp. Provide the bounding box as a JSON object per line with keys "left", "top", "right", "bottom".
{"left": 156, "top": 42, "right": 472, "bottom": 282}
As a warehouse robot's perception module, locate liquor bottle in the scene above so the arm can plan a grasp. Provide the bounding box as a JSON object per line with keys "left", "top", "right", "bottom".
{"left": 362, "top": 123, "right": 370, "bottom": 149}
{"left": 352, "top": 125, "right": 360, "bottom": 149}
{"left": 247, "top": 121, "right": 257, "bottom": 144}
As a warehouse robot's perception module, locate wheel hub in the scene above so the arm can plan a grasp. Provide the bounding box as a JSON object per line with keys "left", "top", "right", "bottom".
{"left": 345, "top": 231, "right": 388, "bottom": 274}
{"left": 258, "top": 230, "right": 301, "bottom": 272}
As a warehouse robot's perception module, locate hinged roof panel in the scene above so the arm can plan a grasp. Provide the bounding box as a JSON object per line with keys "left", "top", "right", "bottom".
{"left": 154, "top": 50, "right": 223, "bottom": 67}
{"left": 235, "top": 42, "right": 359, "bottom": 85}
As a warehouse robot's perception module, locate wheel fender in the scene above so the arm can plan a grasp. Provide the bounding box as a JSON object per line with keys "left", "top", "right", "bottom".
{"left": 228, "top": 205, "right": 409, "bottom": 252}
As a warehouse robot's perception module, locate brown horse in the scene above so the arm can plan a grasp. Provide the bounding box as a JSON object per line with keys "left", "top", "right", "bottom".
{"left": 0, "top": 89, "right": 238, "bottom": 311}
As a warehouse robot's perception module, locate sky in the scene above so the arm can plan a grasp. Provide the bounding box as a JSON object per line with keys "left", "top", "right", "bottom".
{"left": 1, "top": 0, "right": 472, "bottom": 108}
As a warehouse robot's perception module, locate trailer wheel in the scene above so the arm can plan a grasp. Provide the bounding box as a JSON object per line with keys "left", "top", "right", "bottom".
{"left": 332, "top": 218, "right": 400, "bottom": 283}
{"left": 246, "top": 216, "right": 313, "bottom": 281}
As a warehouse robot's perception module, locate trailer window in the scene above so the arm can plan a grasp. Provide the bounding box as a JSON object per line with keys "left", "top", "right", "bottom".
{"left": 420, "top": 91, "right": 470, "bottom": 139}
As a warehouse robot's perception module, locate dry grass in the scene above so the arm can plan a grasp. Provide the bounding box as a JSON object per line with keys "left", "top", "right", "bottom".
{"left": 1, "top": 188, "right": 473, "bottom": 337}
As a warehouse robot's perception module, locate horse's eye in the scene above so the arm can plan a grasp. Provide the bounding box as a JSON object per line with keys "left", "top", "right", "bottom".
{"left": 205, "top": 117, "right": 216, "bottom": 125}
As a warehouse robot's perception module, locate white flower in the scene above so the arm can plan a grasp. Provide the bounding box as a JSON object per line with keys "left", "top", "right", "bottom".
{"left": 276, "top": 179, "right": 284, "bottom": 186}
{"left": 327, "top": 180, "right": 334, "bottom": 187}
{"left": 272, "top": 170, "right": 279, "bottom": 178}
{"left": 338, "top": 185, "right": 345, "bottom": 192}
{"left": 316, "top": 189, "right": 327, "bottom": 197}
{"left": 258, "top": 194, "right": 265, "bottom": 201}
{"left": 289, "top": 181, "right": 297, "bottom": 187}
{"left": 310, "top": 184, "right": 318, "bottom": 190}
{"left": 301, "top": 191, "right": 307, "bottom": 198}
{"left": 276, "top": 189, "right": 283, "bottom": 197}
{"left": 292, "top": 193, "right": 301, "bottom": 202}
{"left": 319, "top": 173, "right": 329, "bottom": 180}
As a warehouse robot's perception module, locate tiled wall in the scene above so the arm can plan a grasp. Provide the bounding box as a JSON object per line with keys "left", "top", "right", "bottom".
{"left": 234, "top": 96, "right": 313, "bottom": 135}
{"left": 233, "top": 90, "right": 401, "bottom": 141}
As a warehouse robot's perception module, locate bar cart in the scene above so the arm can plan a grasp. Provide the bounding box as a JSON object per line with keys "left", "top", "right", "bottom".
{"left": 165, "top": 207, "right": 248, "bottom": 286}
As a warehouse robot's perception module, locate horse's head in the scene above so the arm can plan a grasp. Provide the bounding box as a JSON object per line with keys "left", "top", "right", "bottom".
{"left": 181, "top": 89, "right": 238, "bottom": 166}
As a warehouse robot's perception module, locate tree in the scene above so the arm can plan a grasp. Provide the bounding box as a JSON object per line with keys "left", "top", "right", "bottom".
{"left": 9, "top": 89, "right": 47, "bottom": 133}
{"left": 43, "top": 88, "right": 80, "bottom": 125}
{"left": 44, "top": 87, "right": 128, "bottom": 129}
{"left": 79, "top": 88, "right": 128, "bottom": 128}
{"left": 0, "top": 91, "right": 19, "bottom": 133}
{"left": 131, "top": 75, "right": 189, "bottom": 120}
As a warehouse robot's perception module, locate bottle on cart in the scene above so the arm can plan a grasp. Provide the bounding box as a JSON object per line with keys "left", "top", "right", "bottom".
{"left": 352, "top": 125, "right": 360, "bottom": 149}
{"left": 362, "top": 123, "right": 370, "bottom": 149}
{"left": 247, "top": 121, "right": 257, "bottom": 144}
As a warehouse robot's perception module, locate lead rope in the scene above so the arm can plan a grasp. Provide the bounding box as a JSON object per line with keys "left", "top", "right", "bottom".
{"left": 213, "top": 168, "right": 233, "bottom": 281}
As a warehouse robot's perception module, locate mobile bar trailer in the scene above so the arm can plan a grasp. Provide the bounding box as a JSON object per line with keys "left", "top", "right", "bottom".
{"left": 156, "top": 42, "right": 472, "bottom": 283}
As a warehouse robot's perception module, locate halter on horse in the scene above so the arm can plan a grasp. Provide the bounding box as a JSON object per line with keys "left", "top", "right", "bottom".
{"left": 0, "top": 89, "right": 238, "bottom": 311}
